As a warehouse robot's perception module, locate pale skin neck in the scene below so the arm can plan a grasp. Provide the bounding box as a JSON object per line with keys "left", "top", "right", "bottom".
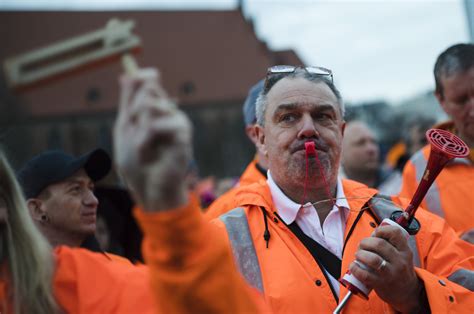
{"left": 275, "top": 177, "right": 337, "bottom": 226}
{"left": 256, "top": 151, "right": 268, "bottom": 170}
{"left": 36, "top": 224, "right": 85, "bottom": 247}
{"left": 343, "top": 167, "right": 378, "bottom": 188}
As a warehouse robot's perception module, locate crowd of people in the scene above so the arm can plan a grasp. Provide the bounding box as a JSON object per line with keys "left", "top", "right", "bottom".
{"left": 0, "top": 43, "right": 473, "bottom": 313}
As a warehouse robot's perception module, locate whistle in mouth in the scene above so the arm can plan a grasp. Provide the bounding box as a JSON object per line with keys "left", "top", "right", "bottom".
{"left": 305, "top": 141, "right": 316, "bottom": 155}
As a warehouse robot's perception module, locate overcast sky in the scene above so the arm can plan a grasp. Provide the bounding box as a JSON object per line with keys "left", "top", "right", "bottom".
{"left": 1, "top": 0, "right": 471, "bottom": 104}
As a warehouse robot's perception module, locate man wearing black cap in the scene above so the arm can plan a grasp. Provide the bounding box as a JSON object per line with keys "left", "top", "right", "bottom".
{"left": 17, "top": 149, "right": 111, "bottom": 248}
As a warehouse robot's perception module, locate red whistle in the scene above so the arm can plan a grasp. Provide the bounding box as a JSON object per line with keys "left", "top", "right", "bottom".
{"left": 305, "top": 141, "right": 316, "bottom": 155}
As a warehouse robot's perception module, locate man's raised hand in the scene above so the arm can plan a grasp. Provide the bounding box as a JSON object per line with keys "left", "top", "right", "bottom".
{"left": 114, "top": 68, "right": 192, "bottom": 212}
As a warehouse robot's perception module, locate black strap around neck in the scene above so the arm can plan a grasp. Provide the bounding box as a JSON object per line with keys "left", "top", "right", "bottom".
{"left": 287, "top": 221, "right": 342, "bottom": 280}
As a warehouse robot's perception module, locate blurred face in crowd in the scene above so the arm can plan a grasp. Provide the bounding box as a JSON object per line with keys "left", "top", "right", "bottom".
{"left": 341, "top": 121, "right": 380, "bottom": 175}
{"left": 256, "top": 77, "right": 345, "bottom": 195}
{"left": 436, "top": 67, "right": 474, "bottom": 145}
{"left": 38, "top": 169, "right": 98, "bottom": 238}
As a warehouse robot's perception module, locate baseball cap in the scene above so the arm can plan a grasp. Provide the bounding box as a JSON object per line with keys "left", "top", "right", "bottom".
{"left": 17, "top": 149, "right": 111, "bottom": 198}
{"left": 243, "top": 79, "right": 264, "bottom": 126}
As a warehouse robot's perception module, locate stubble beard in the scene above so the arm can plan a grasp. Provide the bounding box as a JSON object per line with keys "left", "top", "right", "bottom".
{"left": 286, "top": 153, "right": 334, "bottom": 188}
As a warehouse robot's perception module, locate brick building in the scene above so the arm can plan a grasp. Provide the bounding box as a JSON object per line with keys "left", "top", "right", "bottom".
{"left": 1, "top": 9, "right": 304, "bottom": 178}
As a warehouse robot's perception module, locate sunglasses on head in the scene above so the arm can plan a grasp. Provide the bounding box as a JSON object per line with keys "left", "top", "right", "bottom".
{"left": 263, "top": 65, "right": 333, "bottom": 93}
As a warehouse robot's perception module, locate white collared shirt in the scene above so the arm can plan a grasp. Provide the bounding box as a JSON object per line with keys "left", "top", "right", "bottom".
{"left": 267, "top": 171, "right": 350, "bottom": 296}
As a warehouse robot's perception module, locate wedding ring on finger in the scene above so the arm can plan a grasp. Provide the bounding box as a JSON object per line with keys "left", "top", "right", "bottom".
{"left": 377, "top": 259, "right": 388, "bottom": 271}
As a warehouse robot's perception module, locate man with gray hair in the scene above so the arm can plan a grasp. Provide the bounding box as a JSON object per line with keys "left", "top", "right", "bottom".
{"left": 400, "top": 43, "right": 474, "bottom": 243}
{"left": 117, "top": 65, "right": 474, "bottom": 313}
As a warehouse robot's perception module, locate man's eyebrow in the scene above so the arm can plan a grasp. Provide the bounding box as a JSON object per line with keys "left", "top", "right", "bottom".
{"left": 315, "top": 104, "right": 337, "bottom": 113}
{"left": 273, "top": 103, "right": 299, "bottom": 114}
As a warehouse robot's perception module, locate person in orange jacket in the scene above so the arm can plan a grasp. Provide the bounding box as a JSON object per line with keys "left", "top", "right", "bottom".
{"left": 399, "top": 43, "right": 474, "bottom": 243}
{"left": 132, "top": 65, "right": 474, "bottom": 313}
{"left": 206, "top": 79, "right": 268, "bottom": 218}
{"left": 0, "top": 71, "right": 268, "bottom": 313}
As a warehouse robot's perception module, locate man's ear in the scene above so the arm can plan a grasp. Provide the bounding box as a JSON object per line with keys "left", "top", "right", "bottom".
{"left": 27, "top": 198, "right": 46, "bottom": 222}
{"left": 254, "top": 124, "right": 268, "bottom": 157}
{"left": 245, "top": 125, "right": 259, "bottom": 146}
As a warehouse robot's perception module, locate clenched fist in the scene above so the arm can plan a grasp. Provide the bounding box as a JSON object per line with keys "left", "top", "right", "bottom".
{"left": 350, "top": 224, "right": 425, "bottom": 313}
{"left": 114, "top": 68, "right": 192, "bottom": 212}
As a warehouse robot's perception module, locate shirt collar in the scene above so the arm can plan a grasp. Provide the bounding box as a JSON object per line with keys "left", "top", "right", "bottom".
{"left": 267, "top": 170, "right": 350, "bottom": 225}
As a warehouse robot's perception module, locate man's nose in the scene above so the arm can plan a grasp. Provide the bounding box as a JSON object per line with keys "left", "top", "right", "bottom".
{"left": 366, "top": 142, "right": 379, "bottom": 155}
{"left": 297, "top": 115, "right": 319, "bottom": 139}
{"left": 84, "top": 190, "right": 99, "bottom": 208}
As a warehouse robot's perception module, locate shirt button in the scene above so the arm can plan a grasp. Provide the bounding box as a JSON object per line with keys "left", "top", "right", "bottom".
{"left": 369, "top": 222, "right": 377, "bottom": 228}
{"left": 315, "top": 280, "right": 322, "bottom": 286}
{"left": 438, "top": 280, "right": 446, "bottom": 286}
{"left": 449, "top": 296, "right": 454, "bottom": 302}
{"left": 273, "top": 217, "right": 279, "bottom": 223}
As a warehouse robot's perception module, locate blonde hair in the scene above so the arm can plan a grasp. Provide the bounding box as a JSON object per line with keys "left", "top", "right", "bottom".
{"left": 0, "top": 151, "right": 59, "bottom": 314}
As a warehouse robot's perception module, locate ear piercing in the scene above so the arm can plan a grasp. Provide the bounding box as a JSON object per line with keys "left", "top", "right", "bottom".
{"left": 40, "top": 214, "right": 49, "bottom": 223}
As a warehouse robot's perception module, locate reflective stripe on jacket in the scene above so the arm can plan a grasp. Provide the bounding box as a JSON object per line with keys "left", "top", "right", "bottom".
{"left": 212, "top": 179, "right": 474, "bottom": 313}
{"left": 400, "top": 144, "right": 474, "bottom": 235}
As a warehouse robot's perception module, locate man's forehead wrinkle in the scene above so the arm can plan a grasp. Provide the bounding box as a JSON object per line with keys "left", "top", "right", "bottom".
{"left": 443, "top": 67, "right": 474, "bottom": 93}
{"left": 267, "top": 80, "right": 338, "bottom": 107}
{"left": 270, "top": 88, "right": 334, "bottom": 100}
{"left": 275, "top": 94, "right": 336, "bottom": 106}
{"left": 270, "top": 90, "right": 338, "bottom": 109}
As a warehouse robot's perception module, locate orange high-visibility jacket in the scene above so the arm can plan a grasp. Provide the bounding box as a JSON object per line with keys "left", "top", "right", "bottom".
{"left": 205, "top": 157, "right": 266, "bottom": 220}
{"left": 210, "top": 179, "right": 474, "bottom": 313}
{"left": 49, "top": 197, "right": 268, "bottom": 313}
{"left": 399, "top": 124, "right": 474, "bottom": 235}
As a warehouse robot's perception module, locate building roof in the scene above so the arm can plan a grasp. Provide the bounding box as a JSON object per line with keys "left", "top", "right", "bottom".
{"left": 1, "top": 10, "right": 304, "bottom": 116}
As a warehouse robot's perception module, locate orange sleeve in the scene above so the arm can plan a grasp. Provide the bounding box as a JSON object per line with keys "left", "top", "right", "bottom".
{"left": 401, "top": 205, "right": 474, "bottom": 312}
{"left": 387, "top": 195, "right": 474, "bottom": 312}
{"left": 133, "top": 195, "right": 270, "bottom": 314}
{"left": 53, "top": 247, "right": 153, "bottom": 314}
